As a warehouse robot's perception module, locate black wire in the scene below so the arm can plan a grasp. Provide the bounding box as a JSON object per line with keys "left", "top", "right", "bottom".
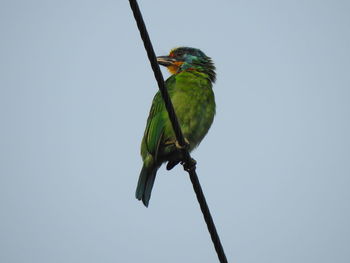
{"left": 128, "top": 1, "right": 228, "bottom": 263}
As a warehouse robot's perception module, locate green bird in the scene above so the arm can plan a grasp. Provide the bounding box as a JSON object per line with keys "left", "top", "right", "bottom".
{"left": 136, "top": 47, "right": 216, "bottom": 207}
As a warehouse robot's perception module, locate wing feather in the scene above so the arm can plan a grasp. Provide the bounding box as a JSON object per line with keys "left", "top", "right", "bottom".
{"left": 142, "top": 76, "right": 177, "bottom": 161}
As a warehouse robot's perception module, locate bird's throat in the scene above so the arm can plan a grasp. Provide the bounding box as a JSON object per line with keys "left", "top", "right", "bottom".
{"left": 166, "top": 61, "right": 184, "bottom": 74}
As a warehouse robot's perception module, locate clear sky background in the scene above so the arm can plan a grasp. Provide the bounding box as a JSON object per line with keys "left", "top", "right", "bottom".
{"left": 1, "top": 0, "right": 349, "bottom": 262}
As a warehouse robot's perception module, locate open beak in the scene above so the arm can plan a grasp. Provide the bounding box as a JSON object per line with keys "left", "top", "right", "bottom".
{"left": 156, "top": 56, "right": 176, "bottom": 67}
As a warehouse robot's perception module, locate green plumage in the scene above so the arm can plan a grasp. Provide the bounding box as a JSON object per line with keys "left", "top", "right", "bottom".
{"left": 136, "top": 47, "right": 216, "bottom": 207}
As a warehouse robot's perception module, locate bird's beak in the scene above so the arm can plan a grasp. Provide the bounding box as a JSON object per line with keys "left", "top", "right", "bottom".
{"left": 157, "top": 56, "right": 176, "bottom": 67}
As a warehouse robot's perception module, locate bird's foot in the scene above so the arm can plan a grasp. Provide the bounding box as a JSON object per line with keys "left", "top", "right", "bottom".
{"left": 175, "top": 138, "right": 190, "bottom": 150}
{"left": 181, "top": 157, "right": 197, "bottom": 172}
{"left": 166, "top": 160, "right": 180, "bottom": 170}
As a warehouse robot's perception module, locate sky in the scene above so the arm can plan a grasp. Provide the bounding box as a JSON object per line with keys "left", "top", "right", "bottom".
{"left": 1, "top": 0, "right": 350, "bottom": 262}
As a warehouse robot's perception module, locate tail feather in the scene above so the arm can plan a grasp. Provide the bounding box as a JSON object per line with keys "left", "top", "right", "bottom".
{"left": 136, "top": 164, "right": 158, "bottom": 207}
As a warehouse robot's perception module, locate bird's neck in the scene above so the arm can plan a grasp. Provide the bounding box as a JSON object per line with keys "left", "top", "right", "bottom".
{"left": 179, "top": 63, "right": 216, "bottom": 83}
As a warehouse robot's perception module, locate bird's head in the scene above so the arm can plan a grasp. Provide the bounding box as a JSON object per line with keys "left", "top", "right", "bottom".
{"left": 157, "top": 47, "right": 216, "bottom": 83}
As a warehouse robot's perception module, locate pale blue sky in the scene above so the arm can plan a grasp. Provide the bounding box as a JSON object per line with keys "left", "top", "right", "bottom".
{"left": 1, "top": 1, "right": 350, "bottom": 263}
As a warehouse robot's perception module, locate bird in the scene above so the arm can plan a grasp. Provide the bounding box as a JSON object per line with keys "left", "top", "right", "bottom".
{"left": 136, "top": 47, "right": 216, "bottom": 207}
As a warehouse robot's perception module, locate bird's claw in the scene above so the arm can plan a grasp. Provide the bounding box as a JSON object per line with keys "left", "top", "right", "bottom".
{"left": 175, "top": 138, "right": 190, "bottom": 150}
{"left": 182, "top": 158, "right": 197, "bottom": 172}
{"left": 166, "top": 160, "right": 180, "bottom": 170}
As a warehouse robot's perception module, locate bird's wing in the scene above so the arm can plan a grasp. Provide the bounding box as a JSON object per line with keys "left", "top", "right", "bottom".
{"left": 143, "top": 92, "right": 166, "bottom": 160}
{"left": 143, "top": 77, "right": 176, "bottom": 160}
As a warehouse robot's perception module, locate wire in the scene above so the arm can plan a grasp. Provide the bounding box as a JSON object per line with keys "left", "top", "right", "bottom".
{"left": 128, "top": 1, "right": 229, "bottom": 262}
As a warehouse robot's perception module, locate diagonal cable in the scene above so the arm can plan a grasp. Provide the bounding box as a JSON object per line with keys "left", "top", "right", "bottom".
{"left": 128, "top": 1, "right": 228, "bottom": 263}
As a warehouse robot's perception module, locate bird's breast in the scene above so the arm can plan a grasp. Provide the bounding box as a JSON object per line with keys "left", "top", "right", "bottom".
{"left": 171, "top": 83, "right": 215, "bottom": 150}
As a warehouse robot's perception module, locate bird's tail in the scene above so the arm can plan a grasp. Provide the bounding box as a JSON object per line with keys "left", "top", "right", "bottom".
{"left": 135, "top": 164, "right": 158, "bottom": 207}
